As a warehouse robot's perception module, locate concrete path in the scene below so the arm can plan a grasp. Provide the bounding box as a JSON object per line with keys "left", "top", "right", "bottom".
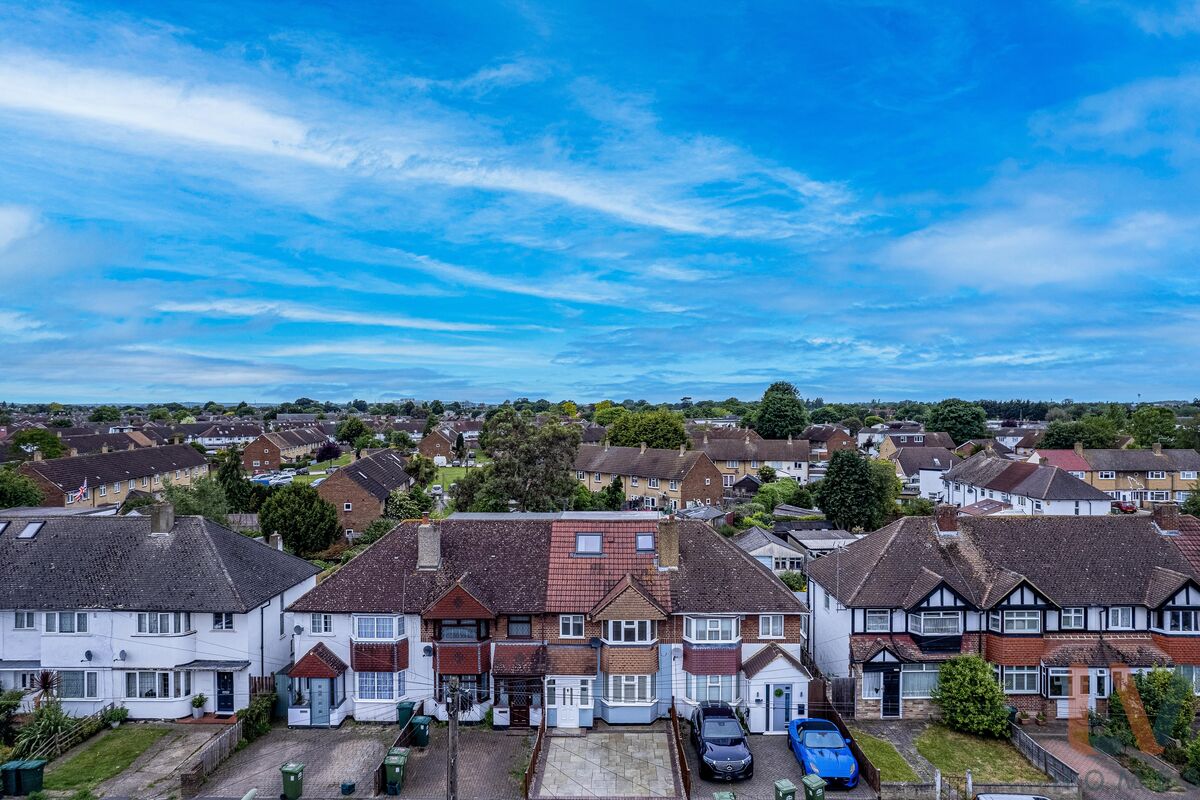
{"left": 93, "top": 723, "right": 220, "bottom": 800}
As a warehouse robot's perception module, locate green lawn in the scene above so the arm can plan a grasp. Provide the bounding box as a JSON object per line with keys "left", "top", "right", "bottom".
{"left": 915, "top": 725, "right": 1048, "bottom": 784}
{"left": 294, "top": 452, "right": 353, "bottom": 484}
{"left": 435, "top": 466, "right": 469, "bottom": 487}
{"left": 850, "top": 727, "right": 921, "bottom": 783}
{"left": 44, "top": 725, "right": 170, "bottom": 791}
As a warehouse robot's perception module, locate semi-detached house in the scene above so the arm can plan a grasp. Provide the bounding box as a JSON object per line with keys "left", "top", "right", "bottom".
{"left": 0, "top": 504, "right": 318, "bottom": 719}
{"left": 242, "top": 428, "right": 329, "bottom": 474}
{"left": 285, "top": 512, "right": 811, "bottom": 733}
{"left": 575, "top": 443, "right": 724, "bottom": 510}
{"left": 941, "top": 452, "right": 1113, "bottom": 515}
{"left": 807, "top": 504, "right": 1200, "bottom": 721}
{"left": 315, "top": 449, "right": 414, "bottom": 539}
{"left": 18, "top": 444, "right": 209, "bottom": 508}
{"left": 694, "top": 432, "right": 812, "bottom": 485}
{"left": 1030, "top": 443, "right": 1200, "bottom": 508}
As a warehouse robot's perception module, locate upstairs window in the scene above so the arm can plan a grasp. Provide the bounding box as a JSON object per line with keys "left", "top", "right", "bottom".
{"left": 1003, "top": 610, "right": 1041, "bottom": 633}
{"left": 438, "top": 619, "right": 484, "bottom": 642}
{"left": 45, "top": 612, "right": 88, "bottom": 634}
{"left": 1060, "top": 608, "right": 1086, "bottom": 630}
{"left": 1167, "top": 610, "right": 1200, "bottom": 632}
{"left": 138, "top": 612, "right": 191, "bottom": 635}
{"left": 908, "top": 611, "right": 961, "bottom": 636}
{"left": 507, "top": 616, "right": 532, "bottom": 639}
{"left": 355, "top": 616, "right": 401, "bottom": 640}
{"left": 684, "top": 617, "right": 738, "bottom": 642}
{"left": 864, "top": 610, "right": 890, "bottom": 633}
{"left": 1149, "top": 471, "right": 1167, "bottom": 480}
{"left": 759, "top": 614, "right": 784, "bottom": 638}
{"left": 310, "top": 614, "right": 333, "bottom": 634}
{"left": 1098, "top": 471, "right": 1116, "bottom": 480}
{"left": 575, "top": 533, "right": 602, "bottom": 555}
{"left": 559, "top": 614, "right": 584, "bottom": 639}
{"left": 213, "top": 613, "right": 235, "bottom": 630}
{"left": 1108, "top": 607, "right": 1134, "bottom": 630}
{"left": 14, "top": 611, "right": 35, "bottom": 630}
{"left": 606, "top": 619, "right": 655, "bottom": 643}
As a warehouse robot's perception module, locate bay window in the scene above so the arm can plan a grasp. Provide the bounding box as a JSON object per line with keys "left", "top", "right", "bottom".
{"left": 1167, "top": 610, "right": 1200, "bottom": 632}
{"left": 908, "top": 611, "right": 961, "bottom": 636}
{"left": 355, "top": 616, "right": 405, "bottom": 640}
{"left": 438, "top": 674, "right": 488, "bottom": 705}
{"left": 1047, "top": 668, "right": 1071, "bottom": 698}
{"left": 608, "top": 674, "right": 653, "bottom": 703}
{"left": 684, "top": 617, "right": 738, "bottom": 643}
{"left": 686, "top": 674, "right": 739, "bottom": 703}
{"left": 606, "top": 620, "right": 656, "bottom": 643}
{"left": 357, "top": 672, "right": 395, "bottom": 701}
{"left": 900, "top": 664, "right": 939, "bottom": 698}
{"left": 124, "top": 670, "right": 191, "bottom": 699}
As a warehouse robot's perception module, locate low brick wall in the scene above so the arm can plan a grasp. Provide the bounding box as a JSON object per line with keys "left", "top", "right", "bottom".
{"left": 974, "top": 783, "right": 1080, "bottom": 800}
{"left": 880, "top": 782, "right": 937, "bottom": 800}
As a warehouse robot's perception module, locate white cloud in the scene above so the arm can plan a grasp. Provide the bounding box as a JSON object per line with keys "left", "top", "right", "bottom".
{"left": 1107, "top": 0, "right": 1200, "bottom": 35}
{"left": 155, "top": 299, "right": 498, "bottom": 332}
{"left": 0, "top": 310, "right": 64, "bottom": 341}
{"left": 0, "top": 205, "right": 39, "bottom": 251}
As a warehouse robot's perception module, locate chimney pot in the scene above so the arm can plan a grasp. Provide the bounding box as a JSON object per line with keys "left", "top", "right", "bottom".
{"left": 417, "top": 517, "right": 440, "bottom": 570}
{"left": 678, "top": 442, "right": 686, "bottom": 456}
{"left": 1073, "top": 441, "right": 1084, "bottom": 457}
{"left": 934, "top": 503, "right": 959, "bottom": 535}
{"left": 150, "top": 502, "right": 175, "bottom": 534}
{"left": 269, "top": 532, "right": 284, "bottom": 551}
{"left": 788, "top": 433, "right": 793, "bottom": 444}
{"left": 1154, "top": 502, "right": 1181, "bottom": 532}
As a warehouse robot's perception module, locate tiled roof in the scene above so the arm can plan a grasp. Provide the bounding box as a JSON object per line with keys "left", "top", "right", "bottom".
{"left": 674, "top": 519, "right": 808, "bottom": 613}
{"left": 0, "top": 512, "right": 318, "bottom": 612}
{"left": 943, "top": 453, "right": 1111, "bottom": 500}
{"left": 590, "top": 574, "right": 669, "bottom": 620}
{"left": 546, "top": 517, "right": 672, "bottom": 614}
{"left": 336, "top": 450, "right": 413, "bottom": 500}
{"left": 492, "top": 642, "right": 548, "bottom": 676}
{"left": 263, "top": 428, "right": 328, "bottom": 449}
{"left": 850, "top": 634, "right": 982, "bottom": 663}
{"left": 545, "top": 645, "right": 599, "bottom": 676}
{"left": 682, "top": 643, "right": 740, "bottom": 675}
{"left": 351, "top": 642, "right": 408, "bottom": 673}
{"left": 574, "top": 445, "right": 712, "bottom": 481}
{"left": 291, "top": 642, "right": 347, "bottom": 678}
{"left": 886, "top": 432, "right": 956, "bottom": 449}
{"left": 741, "top": 643, "right": 810, "bottom": 678}
{"left": 59, "top": 432, "right": 148, "bottom": 455}
{"left": 695, "top": 437, "right": 811, "bottom": 463}
{"left": 1031, "top": 450, "right": 1092, "bottom": 472}
{"left": 1041, "top": 448, "right": 1200, "bottom": 472}
{"left": 892, "top": 447, "right": 960, "bottom": 476}
{"left": 20, "top": 444, "right": 208, "bottom": 490}
{"left": 801, "top": 425, "right": 849, "bottom": 443}
{"left": 434, "top": 642, "right": 490, "bottom": 675}
{"left": 807, "top": 514, "right": 1200, "bottom": 611}
{"left": 954, "top": 440, "right": 1013, "bottom": 458}
{"left": 1041, "top": 635, "right": 1171, "bottom": 668}
{"left": 732, "top": 526, "right": 805, "bottom": 555}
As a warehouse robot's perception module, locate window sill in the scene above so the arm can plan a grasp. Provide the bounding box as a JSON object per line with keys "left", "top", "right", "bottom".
{"left": 683, "top": 638, "right": 741, "bottom": 645}
{"left": 600, "top": 639, "right": 659, "bottom": 647}
{"left": 756, "top": 635, "right": 785, "bottom": 641}
{"left": 350, "top": 636, "right": 408, "bottom": 643}
{"left": 132, "top": 632, "right": 196, "bottom": 638}
{"left": 600, "top": 698, "right": 656, "bottom": 707}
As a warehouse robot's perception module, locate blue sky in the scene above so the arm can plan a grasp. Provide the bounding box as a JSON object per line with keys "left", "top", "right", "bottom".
{"left": 1, "top": 1, "right": 1198, "bottom": 404}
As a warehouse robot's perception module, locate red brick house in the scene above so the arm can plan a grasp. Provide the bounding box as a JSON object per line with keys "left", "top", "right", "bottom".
{"left": 315, "top": 450, "right": 414, "bottom": 538}
{"left": 242, "top": 428, "right": 328, "bottom": 474}
{"left": 417, "top": 428, "right": 456, "bottom": 464}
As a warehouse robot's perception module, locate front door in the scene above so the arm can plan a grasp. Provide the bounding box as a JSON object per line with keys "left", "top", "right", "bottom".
{"left": 216, "top": 672, "right": 235, "bottom": 714}
{"left": 310, "top": 678, "right": 331, "bottom": 726}
{"left": 769, "top": 685, "right": 793, "bottom": 731}
{"left": 1087, "top": 668, "right": 1109, "bottom": 712}
{"left": 558, "top": 685, "right": 580, "bottom": 728}
{"left": 881, "top": 670, "right": 901, "bottom": 719}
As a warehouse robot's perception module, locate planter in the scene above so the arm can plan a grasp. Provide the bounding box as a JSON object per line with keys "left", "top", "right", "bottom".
{"left": 110, "top": 721, "right": 121, "bottom": 729}
{"left": 192, "top": 707, "right": 204, "bottom": 719}
{"left": 1018, "top": 716, "right": 1032, "bottom": 726}
{"left": 1035, "top": 717, "right": 1047, "bottom": 726}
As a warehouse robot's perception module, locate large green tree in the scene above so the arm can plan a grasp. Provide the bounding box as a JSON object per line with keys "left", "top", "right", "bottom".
{"left": 259, "top": 484, "right": 338, "bottom": 556}
{"left": 214, "top": 448, "right": 253, "bottom": 513}
{"left": 751, "top": 382, "right": 810, "bottom": 439}
{"left": 869, "top": 458, "right": 903, "bottom": 527}
{"left": 405, "top": 454, "right": 438, "bottom": 488}
{"left": 593, "top": 401, "right": 628, "bottom": 427}
{"left": 1130, "top": 406, "right": 1178, "bottom": 448}
{"left": 0, "top": 469, "right": 43, "bottom": 509}
{"left": 1040, "top": 416, "right": 1119, "bottom": 449}
{"left": 163, "top": 475, "right": 230, "bottom": 526}
{"left": 924, "top": 399, "right": 988, "bottom": 445}
{"left": 88, "top": 405, "right": 121, "bottom": 423}
{"left": 384, "top": 487, "right": 435, "bottom": 520}
{"left": 814, "top": 450, "right": 879, "bottom": 530}
{"left": 608, "top": 409, "right": 687, "bottom": 450}
{"left": 335, "top": 417, "right": 370, "bottom": 444}
{"left": 8, "top": 429, "right": 66, "bottom": 460}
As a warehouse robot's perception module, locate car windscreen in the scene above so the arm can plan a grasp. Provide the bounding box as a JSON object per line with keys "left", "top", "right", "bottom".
{"left": 804, "top": 730, "right": 846, "bottom": 748}
{"left": 702, "top": 718, "right": 743, "bottom": 740}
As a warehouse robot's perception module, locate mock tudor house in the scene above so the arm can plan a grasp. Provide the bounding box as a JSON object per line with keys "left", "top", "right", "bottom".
{"left": 18, "top": 444, "right": 209, "bottom": 508}
{"left": 942, "top": 452, "right": 1112, "bottom": 516}
{"left": 694, "top": 432, "right": 812, "bottom": 485}
{"left": 575, "top": 444, "right": 724, "bottom": 510}
{"left": 242, "top": 428, "right": 329, "bottom": 474}
{"left": 0, "top": 504, "right": 318, "bottom": 718}
{"left": 315, "top": 449, "right": 414, "bottom": 539}
{"left": 285, "top": 512, "right": 810, "bottom": 733}
{"left": 1029, "top": 443, "right": 1200, "bottom": 507}
{"left": 807, "top": 504, "right": 1200, "bottom": 721}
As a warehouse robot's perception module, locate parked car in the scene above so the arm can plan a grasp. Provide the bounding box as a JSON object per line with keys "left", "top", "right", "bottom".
{"left": 787, "top": 718, "right": 859, "bottom": 788}
{"left": 431, "top": 484, "right": 444, "bottom": 496}
{"left": 1111, "top": 500, "right": 1137, "bottom": 514}
{"left": 690, "top": 702, "right": 753, "bottom": 781}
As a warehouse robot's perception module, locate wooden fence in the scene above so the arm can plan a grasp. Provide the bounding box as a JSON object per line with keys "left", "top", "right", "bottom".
{"left": 809, "top": 682, "right": 882, "bottom": 795}
{"left": 180, "top": 718, "right": 244, "bottom": 799}
{"left": 28, "top": 701, "right": 114, "bottom": 760}
{"left": 373, "top": 718, "right": 416, "bottom": 796}
{"left": 522, "top": 714, "right": 548, "bottom": 800}
{"left": 668, "top": 699, "right": 692, "bottom": 799}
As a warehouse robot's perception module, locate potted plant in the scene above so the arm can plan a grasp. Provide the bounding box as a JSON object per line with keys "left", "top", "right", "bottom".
{"left": 1017, "top": 710, "right": 1032, "bottom": 726}
{"left": 191, "top": 693, "right": 207, "bottom": 719}
{"left": 104, "top": 706, "right": 130, "bottom": 729}
{"left": 1035, "top": 711, "right": 1047, "bottom": 726}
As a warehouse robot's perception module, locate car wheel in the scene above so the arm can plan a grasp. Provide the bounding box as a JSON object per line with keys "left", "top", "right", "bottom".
{"left": 846, "top": 776, "right": 858, "bottom": 789}
{"left": 698, "top": 763, "right": 709, "bottom": 781}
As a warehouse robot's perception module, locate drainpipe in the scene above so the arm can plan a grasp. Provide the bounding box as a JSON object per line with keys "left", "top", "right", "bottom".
{"left": 260, "top": 603, "right": 268, "bottom": 678}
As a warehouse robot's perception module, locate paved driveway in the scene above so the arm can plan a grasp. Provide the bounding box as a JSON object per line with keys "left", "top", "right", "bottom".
{"left": 1027, "top": 726, "right": 1200, "bottom": 800}
{"left": 535, "top": 730, "right": 682, "bottom": 799}
{"left": 196, "top": 723, "right": 398, "bottom": 799}
{"left": 683, "top": 732, "right": 877, "bottom": 800}
{"left": 399, "top": 724, "right": 530, "bottom": 800}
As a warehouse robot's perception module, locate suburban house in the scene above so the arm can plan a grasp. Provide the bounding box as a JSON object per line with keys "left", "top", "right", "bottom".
{"left": 417, "top": 428, "right": 457, "bottom": 464}
{"left": 1029, "top": 444, "right": 1200, "bottom": 507}
{"left": 858, "top": 422, "right": 923, "bottom": 453}
{"left": 315, "top": 449, "right": 414, "bottom": 539}
{"left": 941, "top": 452, "right": 1113, "bottom": 516}
{"left": 889, "top": 447, "right": 961, "bottom": 499}
{"left": 242, "top": 428, "right": 329, "bottom": 474}
{"left": 18, "top": 444, "right": 210, "bottom": 508}
{"left": 954, "top": 439, "right": 1012, "bottom": 459}
{"left": 285, "top": 512, "right": 811, "bottom": 733}
{"left": 800, "top": 425, "right": 856, "bottom": 461}
{"left": 575, "top": 443, "right": 724, "bottom": 510}
{"left": 990, "top": 428, "right": 1045, "bottom": 451}
{"left": 806, "top": 504, "right": 1200, "bottom": 720}
{"left": 58, "top": 432, "right": 153, "bottom": 456}
{"left": 877, "top": 432, "right": 957, "bottom": 460}
{"left": 191, "top": 423, "right": 264, "bottom": 449}
{"left": 733, "top": 526, "right": 810, "bottom": 574}
{"left": 0, "top": 504, "right": 318, "bottom": 718}
{"left": 694, "top": 432, "right": 812, "bottom": 486}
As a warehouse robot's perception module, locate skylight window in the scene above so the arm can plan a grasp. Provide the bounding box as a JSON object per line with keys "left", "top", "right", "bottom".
{"left": 17, "top": 522, "right": 44, "bottom": 539}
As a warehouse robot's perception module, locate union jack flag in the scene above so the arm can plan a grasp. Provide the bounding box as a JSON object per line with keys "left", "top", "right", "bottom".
{"left": 72, "top": 478, "right": 87, "bottom": 503}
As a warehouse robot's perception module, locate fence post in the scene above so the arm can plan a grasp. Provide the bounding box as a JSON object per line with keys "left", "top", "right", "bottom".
{"left": 965, "top": 768, "right": 972, "bottom": 798}
{"left": 935, "top": 768, "right": 941, "bottom": 800}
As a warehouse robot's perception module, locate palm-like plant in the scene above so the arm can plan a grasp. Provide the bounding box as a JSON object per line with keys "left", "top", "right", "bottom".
{"left": 29, "top": 670, "right": 61, "bottom": 708}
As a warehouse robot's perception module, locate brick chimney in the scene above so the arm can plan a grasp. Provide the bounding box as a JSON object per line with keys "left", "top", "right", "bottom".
{"left": 744, "top": 433, "right": 751, "bottom": 445}
{"left": 702, "top": 432, "right": 709, "bottom": 445}
{"left": 678, "top": 442, "right": 686, "bottom": 456}
{"left": 657, "top": 514, "right": 679, "bottom": 571}
{"left": 269, "top": 533, "right": 284, "bottom": 551}
{"left": 984, "top": 441, "right": 994, "bottom": 456}
{"left": 32, "top": 450, "right": 42, "bottom": 462}
{"left": 1153, "top": 442, "right": 1163, "bottom": 456}
{"left": 150, "top": 502, "right": 175, "bottom": 535}
{"left": 101, "top": 443, "right": 110, "bottom": 454}
{"left": 1073, "top": 441, "right": 1084, "bottom": 457}
{"left": 934, "top": 503, "right": 959, "bottom": 535}
{"left": 417, "top": 512, "right": 440, "bottom": 570}
{"left": 68, "top": 447, "right": 78, "bottom": 458}
{"left": 787, "top": 433, "right": 793, "bottom": 445}
{"left": 1154, "top": 502, "right": 1181, "bottom": 533}
{"left": 639, "top": 441, "right": 647, "bottom": 455}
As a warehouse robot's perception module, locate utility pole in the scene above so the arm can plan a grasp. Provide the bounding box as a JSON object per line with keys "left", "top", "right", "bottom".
{"left": 446, "top": 676, "right": 459, "bottom": 800}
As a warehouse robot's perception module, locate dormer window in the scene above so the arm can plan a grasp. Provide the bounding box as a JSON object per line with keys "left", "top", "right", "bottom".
{"left": 1003, "top": 610, "right": 1041, "bottom": 633}
{"left": 1166, "top": 610, "right": 1199, "bottom": 632}
{"left": 575, "top": 533, "right": 602, "bottom": 555}
{"left": 864, "top": 610, "right": 890, "bottom": 633}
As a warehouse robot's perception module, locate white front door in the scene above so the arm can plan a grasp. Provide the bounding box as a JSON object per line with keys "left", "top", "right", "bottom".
{"left": 558, "top": 685, "right": 580, "bottom": 727}
{"left": 1088, "top": 668, "right": 1109, "bottom": 712}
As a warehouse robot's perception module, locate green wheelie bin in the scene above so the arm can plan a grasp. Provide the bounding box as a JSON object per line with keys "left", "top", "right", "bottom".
{"left": 17, "top": 760, "right": 47, "bottom": 794}
{"left": 281, "top": 761, "right": 305, "bottom": 800}
{"left": 800, "top": 773, "right": 826, "bottom": 800}
{"left": 396, "top": 700, "right": 416, "bottom": 728}
{"left": 411, "top": 715, "right": 431, "bottom": 747}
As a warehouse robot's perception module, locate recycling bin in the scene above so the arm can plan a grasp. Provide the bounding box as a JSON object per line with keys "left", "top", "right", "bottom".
{"left": 384, "top": 754, "right": 406, "bottom": 791}
{"left": 281, "top": 761, "right": 305, "bottom": 800}
{"left": 411, "top": 715, "right": 431, "bottom": 747}
{"left": 16, "top": 760, "right": 46, "bottom": 794}
{"left": 800, "top": 773, "right": 826, "bottom": 800}
{"left": 774, "top": 778, "right": 797, "bottom": 800}
{"left": 396, "top": 700, "right": 416, "bottom": 728}
{"left": 1, "top": 761, "right": 20, "bottom": 796}
{"left": 713, "top": 792, "right": 736, "bottom": 800}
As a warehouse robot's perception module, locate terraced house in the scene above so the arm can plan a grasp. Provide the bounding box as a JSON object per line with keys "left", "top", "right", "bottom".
{"left": 693, "top": 431, "right": 812, "bottom": 485}
{"left": 941, "top": 452, "right": 1112, "bottom": 515}
{"left": 18, "top": 444, "right": 209, "bottom": 508}
{"left": 1029, "top": 443, "right": 1200, "bottom": 507}
{"left": 807, "top": 504, "right": 1200, "bottom": 721}
{"left": 241, "top": 427, "right": 329, "bottom": 474}
{"left": 285, "top": 512, "right": 810, "bottom": 733}
{"left": 575, "top": 443, "right": 724, "bottom": 509}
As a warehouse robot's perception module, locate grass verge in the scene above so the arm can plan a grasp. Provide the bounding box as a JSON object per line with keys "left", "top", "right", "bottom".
{"left": 849, "top": 727, "right": 920, "bottom": 782}
{"left": 44, "top": 725, "right": 170, "bottom": 791}
{"left": 915, "top": 724, "right": 1048, "bottom": 784}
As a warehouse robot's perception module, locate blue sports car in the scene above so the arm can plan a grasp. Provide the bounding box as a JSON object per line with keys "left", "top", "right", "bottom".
{"left": 787, "top": 718, "right": 859, "bottom": 788}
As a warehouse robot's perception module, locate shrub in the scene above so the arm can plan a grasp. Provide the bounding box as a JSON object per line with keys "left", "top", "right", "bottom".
{"left": 101, "top": 706, "right": 129, "bottom": 725}
{"left": 237, "top": 693, "right": 274, "bottom": 742}
{"left": 1184, "top": 736, "right": 1200, "bottom": 784}
{"left": 930, "top": 655, "right": 1009, "bottom": 738}
{"left": 14, "top": 701, "right": 77, "bottom": 757}
{"left": 1134, "top": 668, "right": 1197, "bottom": 743}
{"left": 778, "top": 570, "right": 805, "bottom": 591}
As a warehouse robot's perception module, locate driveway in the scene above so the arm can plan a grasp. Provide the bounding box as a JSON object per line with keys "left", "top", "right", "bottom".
{"left": 1026, "top": 725, "right": 1200, "bottom": 800}
{"left": 49, "top": 723, "right": 219, "bottom": 800}
{"left": 682, "top": 731, "right": 877, "bottom": 800}
{"left": 535, "top": 728, "right": 682, "bottom": 799}
{"left": 399, "top": 724, "right": 530, "bottom": 800}
{"left": 196, "top": 723, "right": 398, "bottom": 799}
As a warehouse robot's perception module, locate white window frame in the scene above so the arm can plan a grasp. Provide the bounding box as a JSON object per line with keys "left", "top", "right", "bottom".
{"left": 124, "top": 670, "right": 190, "bottom": 700}
{"left": 1149, "top": 471, "right": 1167, "bottom": 480}
{"left": 343, "top": 502, "right": 352, "bottom": 512}
{"left": 354, "top": 615, "right": 402, "bottom": 641}
{"left": 607, "top": 674, "right": 653, "bottom": 704}
{"left": 685, "top": 674, "right": 739, "bottom": 703}
{"left": 669, "top": 480, "right": 678, "bottom": 490}
{"left": 606, "top": 619, "right": 656, "bottom": 644}
{"left": 648, "top": 478, "right": 660, "bottom": 489}
{"left": 1047, "top": 668, "right": 1071, "bottom": 698}
{"left": 1003, "top": 610, "right": 1042, "bottom": 633}
{"left": 1001, "top": 666, "right": 1040, "bottom": 694}
{"left": 13, "top": 611, "right": 35, "bottom": 630}
{"left": 759, "top": 614, "right": 784, "bottom": 639}
{"left": 1060, "top": 608, "right": 1085, "bottom": 630}
{"left": 44, "top": 612, "right": 88, "bottom": 634}
{"left": 1182, "top": 471, "right": 1198, "bottom": 481}
{"left": 908, "top": 611, "right": 961, "bottom": 636}
{"left": 559, "top": 614, "right": 584, "bottom": 639}
{"left": 684, "top": 616, "right": 738, "bottom": 643}
{"left": 1167, "top": 610, "right": 1200, "bottom": 633}
{"left": 357, "top": 671, "right": 395, "bottom": 701}
{"left": 1098, "top": 471, "right": 1116, "bottom": 480}
{"left": 57, "top": 670, "right": 99, "bottom": 699}
{"left": 861, "top": 671, "right": 883, "bottom": 699}
{"left": 900, "top": 664, "right": 940, "bottom": 698}
{"left": 1108, "top": 606, "right": 1133, "bottom": 630}
{"left": 864, "top": 609, "right": 890, "bottom": 633}
{"left": 310, "top": 613, "right": 333, "bottom": 635}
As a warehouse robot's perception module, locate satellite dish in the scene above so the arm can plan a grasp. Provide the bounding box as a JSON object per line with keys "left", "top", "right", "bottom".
{"left": 422, "top": 645, "right": 433, "bottom": 657}
{"left": 293, "top": 624, "right": 304, "bottom": 635}
{"left": 83, "top": 650, "right": 93, "bottom": 662}
{"left": 116, "top": 649, "right": 127, "bottom": 661}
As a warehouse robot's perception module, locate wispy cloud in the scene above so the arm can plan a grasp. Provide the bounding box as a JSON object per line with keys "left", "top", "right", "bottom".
{"left": 0, "top": 205, "right": 38, "bottom": 251}
{"left": 156, "top": 300, "right": 499, "bottom": 332}
{"left": 0, "top": 310, "right": 63, "bottom": 342}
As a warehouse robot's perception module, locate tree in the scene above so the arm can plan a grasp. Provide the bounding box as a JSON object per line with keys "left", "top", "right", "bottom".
{"left": 1130, "top": 406, "right": 1178, "bottom": 448}
{"left": 558, "top": 400, "right": 578, "bottom": 417}
{"left": 869, "top": 459, "right": 902, "bottom": 526}
{"left": 814, "top": 450, "right": 879, "bottom": 531}
{"left": 189, "top": 442, "right": 208, "bottom": 456}
{"left": 758, "top": 465, "right": 777, "bottom": 483}
{"left": 259, "top": 484, "right": 338, "bottom": 556}
{"left": 384, "top": 487, "right": 435, "bottom": 520}
{"left": 608, "top": 409, "right": 688, "bottom": 450}
{"left": 214, "top": 449, "right": 252, "bottom": 513}
{"left": 429, "top": 400, "right": 445, "bottom": 415}
{"left": 1040, "top": 416, "right": 1119, "bottom": 449}
{"left": 405, "top": 454, "right": 438, "bottom": 488}
{"left": 335, "top": 417, "right": 370, "bottom": 444}
{"left": 353, "top": 433, "right": 375, "bottom": 456}
{"left": 0, "top": 468, "right": 43, "bottom": 508}
{"left": 809, "top": 407, "right": 843, "bottom": 425}
{"left": 778, "top": 571, "right": 805, "bottom": 592}
{"left": 1133, "top": 667, "right": 1197, "bottom": 742}
{"left": 931, "top": 655, "right": 1010, "bottom": 737}
{"left": 751, "top": 382, "right": 810, "bottom": 439}
{"left": 454, "top": 432, "right": 467, "bottom": 461}
{"left": 423, "top": 414, "right": 441, "bottom": 436}
{"left": 47, "top": 417, "right": 71, "bottom": 428}
{"left": 925, "top": 399, "right": 988, "bottom": 445}
{"left": 593, "top": 402, "right": 627, "bottom": 427}
{"left": 754, "top": 480, "right": 814, "bottom": 513}
{"left": 314, "top": 441, "right": 342, "bottom": 463}
{"left": 163, "top": 475, "right": 230, "bottom": 526}
{"left": 388, "top": 430, "right": 414, "bottom": 450}
{"left": 840, "top": 417, "right": 864, "bottom": 435}
{"left": 88, "top": 405, "right": 121, "bottom": 423}
{"left": 863, "top": 414, "right": 885, "bottom": 427}
{"left": 0, "top": 688, "right": 22, "bottom": 746}
{"left": 1183, "top": 483, "right": 1200, "bottom": 517}
{"left": 599, "top": 476, "right": 625, "bottom": 511}
{"left": 8, "top": 428, "right": 66, "bottom": 460}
